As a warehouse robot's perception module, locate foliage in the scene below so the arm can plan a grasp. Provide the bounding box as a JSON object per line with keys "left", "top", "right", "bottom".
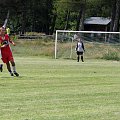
{"left": 10, "top": 37, "right": 120, "bottom": 61}
{"left": 0, "top": 0, "right": 119, "bottom": 34}
{"left": 102, "top": 51, "right": 120, "bottom": 61}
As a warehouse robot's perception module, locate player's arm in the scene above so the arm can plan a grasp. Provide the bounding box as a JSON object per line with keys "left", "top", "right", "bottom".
{"left": 82, "top": 42, "right": 85, "bottom": 51}
{"left": 8, "top": 36, "right": 16, "bottom": 46}
{"left": 0, "top": 44, "right": 7, "bottom": 48}
{"left": 0, "top": 41, "right": 7, "bottom": 48}
{"left": 9, "top": 40, "right": 16, "bottom": 46}
{"left": 0, "top": 41, "right": 2, "bottom": 48}
{"left": 0, "top": 40, "right": 4, "bottom": 48}
{"left": 75, "top": 43, "right": 78, "bottom": 51}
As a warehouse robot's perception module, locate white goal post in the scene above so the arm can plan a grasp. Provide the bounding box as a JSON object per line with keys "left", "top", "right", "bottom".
{"left": 55, "top": 30, "right": 120, "bottom": 59}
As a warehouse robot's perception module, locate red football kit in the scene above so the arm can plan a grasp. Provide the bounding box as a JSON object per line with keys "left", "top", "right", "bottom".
{"left": 0, "top": 34, "right": 14, "bottom": 63}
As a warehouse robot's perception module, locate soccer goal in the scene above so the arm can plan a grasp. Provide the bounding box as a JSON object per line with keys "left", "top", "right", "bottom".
{"left": 55, "top": 30, "right": 120, "bottom": 59}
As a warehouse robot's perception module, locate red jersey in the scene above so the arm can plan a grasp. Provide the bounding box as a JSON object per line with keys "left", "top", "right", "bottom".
{"left": 0, "top": 34, "right": 14, "bottom": 63}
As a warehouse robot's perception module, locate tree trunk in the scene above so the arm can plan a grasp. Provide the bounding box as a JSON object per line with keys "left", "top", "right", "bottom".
{"left": 21, "top": 10, "right": 26, "bottom": 34}
{"left": 79, "top": 0, "right": 86, "bottom": 31}
{"left": 110, "top": 0, "right": 116, "bottom": 32}
{"left": 64, "top": 10, "right": 70, "bottom": 30}
{"left": 113, "top": 0, "right": 120, "bottom": 31}
{"left": 50, "top": 13, "right": 57, "bottom": 35}
{"left": 76, "top": 9, "right": 82, "bottom": 31}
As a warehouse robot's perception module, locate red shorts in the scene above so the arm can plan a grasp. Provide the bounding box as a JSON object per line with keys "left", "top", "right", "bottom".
{"left": 1, "top": 52, "right": 14, "bottom": 63}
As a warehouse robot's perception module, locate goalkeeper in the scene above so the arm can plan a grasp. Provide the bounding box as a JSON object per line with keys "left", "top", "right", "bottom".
{"left": 75, "top": 38, "right": 85, "bottom": 62}
{"left": 0, "top": 27, "right": 19, "bottom": 76}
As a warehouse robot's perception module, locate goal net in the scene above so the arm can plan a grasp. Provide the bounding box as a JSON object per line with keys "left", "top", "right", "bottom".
{"left": 55, "top": 30, "right": 120, "bottom": 60}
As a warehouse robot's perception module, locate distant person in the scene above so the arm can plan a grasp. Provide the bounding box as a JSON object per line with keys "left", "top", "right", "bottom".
{"left": 0, "top": 64, "right": 3, "bottom": 72}
{"left": 75, "top": 38, "right": 85, "bottom": 62}
{"left": 73, "top": 33, "right": 78, "bottom": 40}
{"left": 6, "top": 27, "right": 10, "bottom": 36}
{"left": 13, "top": 33, "right": 17, "bottom": 41}
{"left": 0, "top": 27, "right": 19, "bottom": 76}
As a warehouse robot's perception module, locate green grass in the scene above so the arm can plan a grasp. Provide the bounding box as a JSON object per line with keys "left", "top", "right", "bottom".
{"left": 0, "top": 57, "right": 120, "bottom": 120}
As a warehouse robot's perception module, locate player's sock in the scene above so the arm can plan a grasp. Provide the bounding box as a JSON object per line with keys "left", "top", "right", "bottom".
{"left": 81, "top": 56, "right": 84, "bottom": 62}
{"left": 12, "top": 66, "right": 16, "bottom": 72}
{"left": 12, "top": 66, "right": 19, "bottom": 76}
{"left": 0, "top": 64, "right": 3, "bottom": 72}
{"left": 8, "top": 70, "right": 14, "bottom": 76}
{"left": 77, "top": 56, "right": 79, "bottom": 62}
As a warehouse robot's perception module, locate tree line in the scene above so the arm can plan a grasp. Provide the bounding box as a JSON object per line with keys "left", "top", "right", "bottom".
{"left": 0, "top": 0, "right": 120, "bottom": 35}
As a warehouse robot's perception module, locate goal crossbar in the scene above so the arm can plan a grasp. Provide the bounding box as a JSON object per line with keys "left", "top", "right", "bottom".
{"left": 56, "top": 30, "right": 120, "bottom": 34}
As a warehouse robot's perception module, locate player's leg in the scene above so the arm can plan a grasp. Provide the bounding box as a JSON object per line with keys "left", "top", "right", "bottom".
{"left": 3, "top": 56, "right": 14, "bottom": 76}
{"left": 77, "top": 55, "right": 80, "bottom": 62}
{"left": 79, "top": 52, "right": 84, "bottom": 62}
{"left": 81, "top": 52, "right": 84, "bottom": 62}
{"left": 77, "top": 51, "right": 80, "bottom": 62}
{"left": 10, "top": 61, "right": 19, "bottom": 76}
{"left": 81, "top": 55, "right": 84, "bottom": 62}
{"left": 0, "top": 64, "right": 3, "bottom": 72}
{"left": 6, "top": 62, "right": 14, "bottom": 76}
{"left": 7, "top": 54, "right": 19, "bottom": 77}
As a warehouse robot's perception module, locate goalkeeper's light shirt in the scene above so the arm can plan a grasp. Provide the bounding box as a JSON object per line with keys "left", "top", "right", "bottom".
{"left": 76, "top": 42, "right": 84, "bottom": 52}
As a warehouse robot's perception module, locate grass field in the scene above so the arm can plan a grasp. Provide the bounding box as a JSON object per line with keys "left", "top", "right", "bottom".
{"left": 0, "top": 57, "right": 120, "bottom": 120}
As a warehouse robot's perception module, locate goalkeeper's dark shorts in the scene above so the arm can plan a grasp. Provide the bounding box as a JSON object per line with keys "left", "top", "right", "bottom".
{"left": 77, "top": 51, "right": 83, "bottom": 55}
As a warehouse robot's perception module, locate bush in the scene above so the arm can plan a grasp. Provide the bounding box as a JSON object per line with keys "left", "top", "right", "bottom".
{"left": 102, "top": 51, "right": 120, "bottom": 61}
